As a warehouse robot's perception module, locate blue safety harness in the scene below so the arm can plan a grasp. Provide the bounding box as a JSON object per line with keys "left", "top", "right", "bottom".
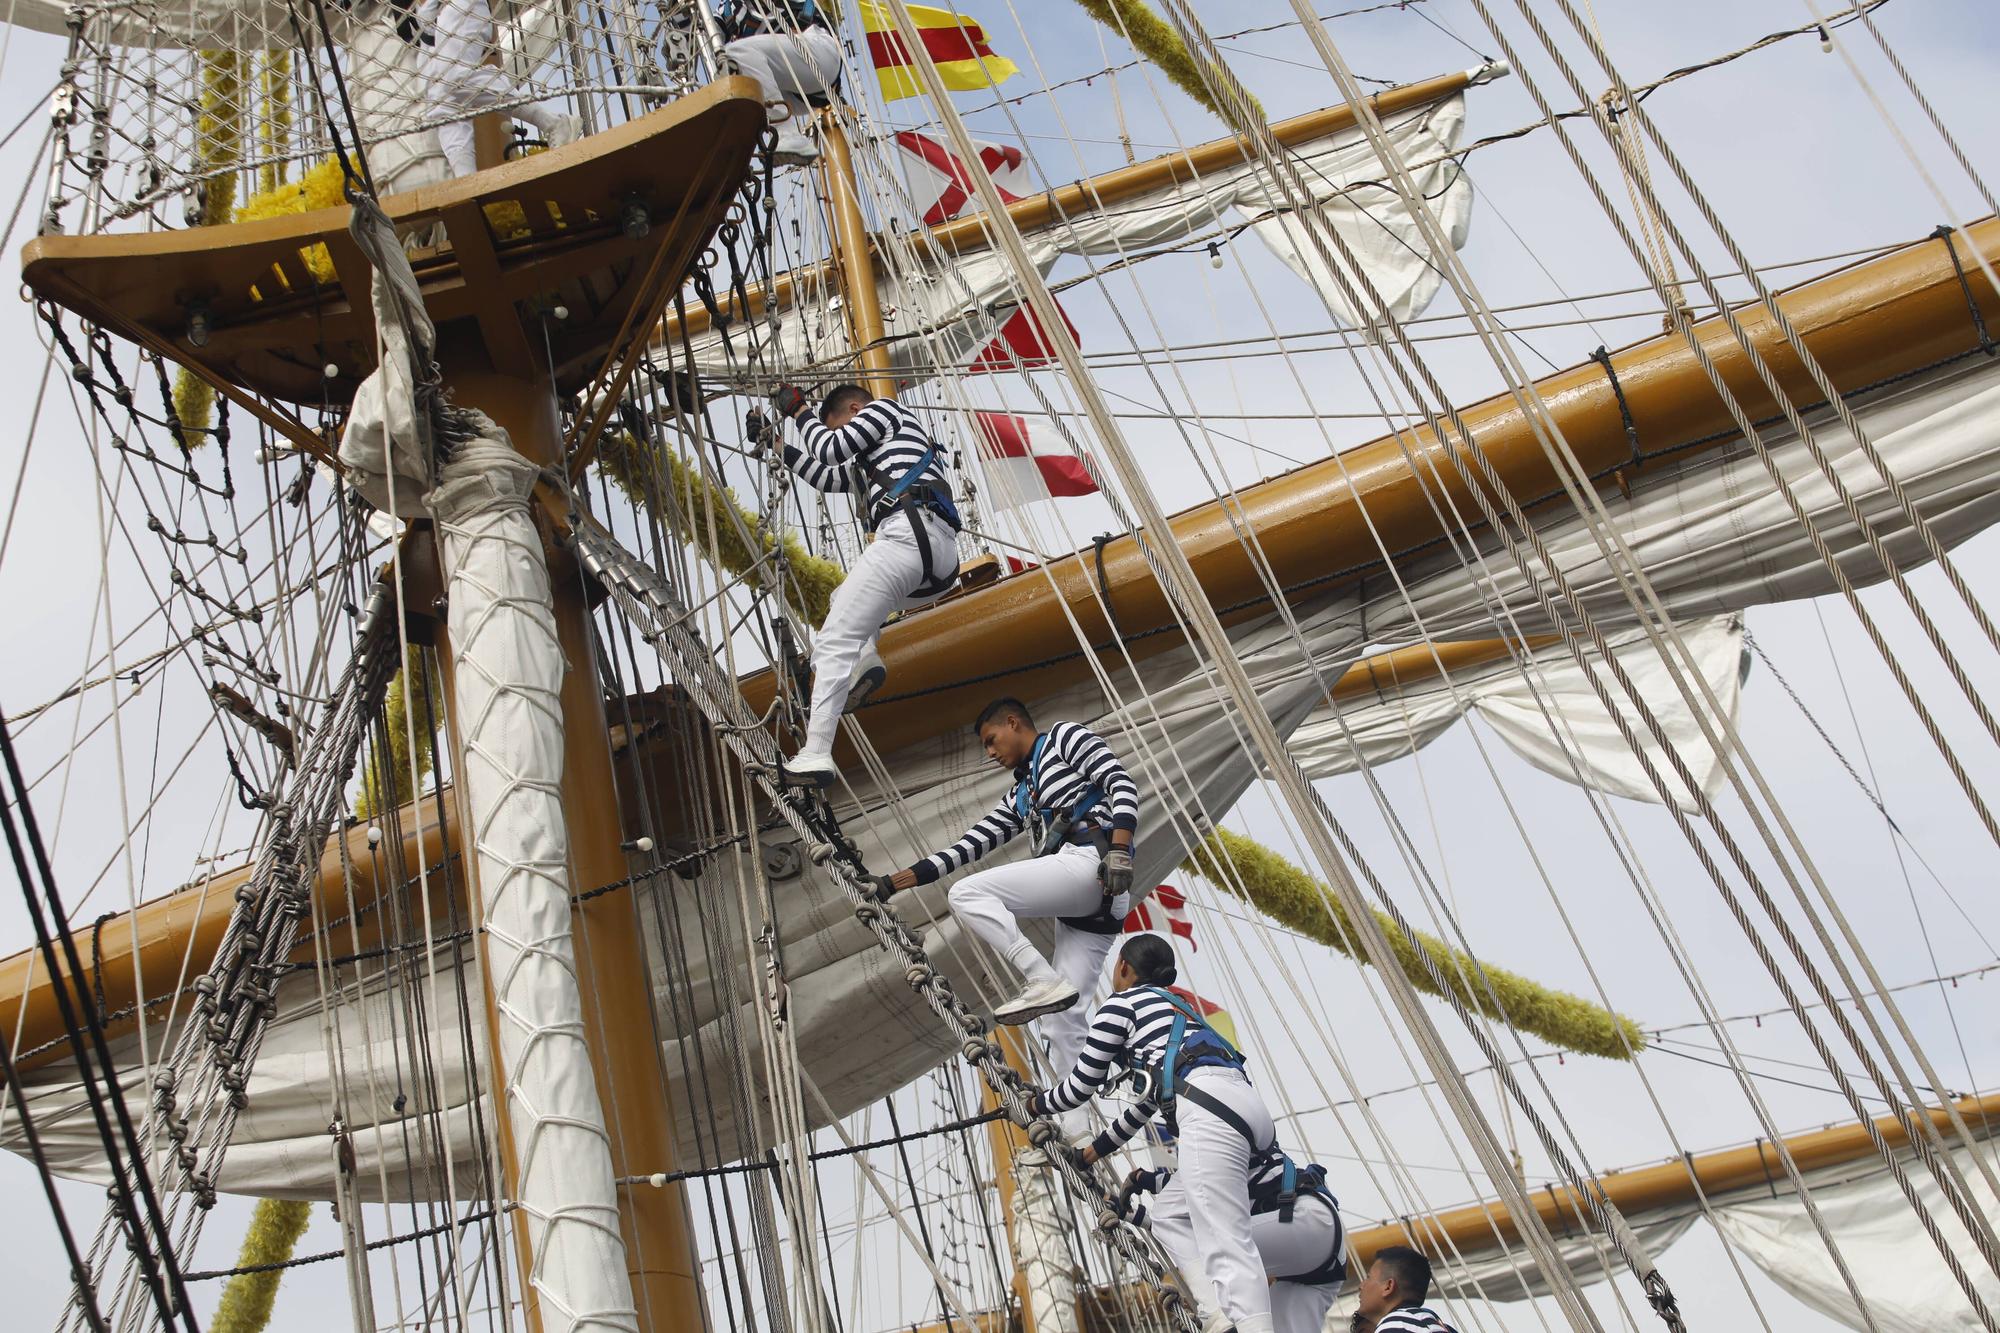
{"left": 863, "top": 438, "right": 961, "bottom": 599}
{"left": 1013, "top": 732, "right": 1130, "bottom": 935}
{"left": 717, "top": 0, "right": 826, "bottom": 38}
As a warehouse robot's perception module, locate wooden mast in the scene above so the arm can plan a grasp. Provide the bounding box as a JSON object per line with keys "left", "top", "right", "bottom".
{"left": 18, "top": 81, "right": 768, "bottom": 1331}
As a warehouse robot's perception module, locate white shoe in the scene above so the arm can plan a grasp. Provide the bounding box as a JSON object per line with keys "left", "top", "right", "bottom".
{"left": 844, "top": 644, "right": 886, "bottom": 713}
{"left": 541, "top": 114, "right": 582, "bottom": 150}
{"left": 992, "top": 977, "right": 1079, "bottom": 1026}
{"left": 779, "top": 748, "right": 839, "bottom": 788}
{"left": 771, "top": 129, "right": 820, "bottom": 167}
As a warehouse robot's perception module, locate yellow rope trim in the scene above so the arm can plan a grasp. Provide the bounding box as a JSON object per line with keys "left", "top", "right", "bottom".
{"left": 356, "top": 648, "right": 441, "bottom": 821}
{"left": 598, "top": 430, "right": 843, "bottom": 628}
{"left": 173, "top": 49, "right": 245, "bottom": 448}
{"left": 1072, "top": 0, "right": 1262, "bottom": 123}
{"left": 208, "top": 1197, "right": 312, "bottom": 1333}
{"left": 1184, "top": 829, "right": 1647, "bottom": 1060}
{"left": 258, "top": 52, "right": 292, "bottom": 197}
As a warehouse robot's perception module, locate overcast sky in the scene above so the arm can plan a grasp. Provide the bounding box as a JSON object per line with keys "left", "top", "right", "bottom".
{"left": 1, "top": 0, "right": 1998, "bottom": 1330}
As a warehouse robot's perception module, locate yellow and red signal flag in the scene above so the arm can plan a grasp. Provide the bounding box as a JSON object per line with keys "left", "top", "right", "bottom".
{"left": 1165, "top": 985, "right": 1238, "bottom": 1049}
{"left": 860, "top": 2, "right": 1021, "bottom": 101}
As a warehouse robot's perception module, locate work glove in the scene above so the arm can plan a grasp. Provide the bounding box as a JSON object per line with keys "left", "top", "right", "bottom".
{"left": 869, "top": 874, "right": 898, "bottom": 900}
{"left": 1100, "top": 845, "right": 1133, "bottom": 898}
{"left": 771, "top": 382, "right": 811, "bottom": 421}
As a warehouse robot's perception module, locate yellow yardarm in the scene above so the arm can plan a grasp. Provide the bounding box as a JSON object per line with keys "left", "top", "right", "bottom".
{"left": 598, "top": 429, "right": 843, "bottom": 628}
{"left": 1183, "top": 829, "right": 1647, "bottom": 1060}
{"left": 208, "top": 1197, "right": 312, "bottom": 1333}
{"left": 1072, "top": 0, "right": 1261, "bottom": 123}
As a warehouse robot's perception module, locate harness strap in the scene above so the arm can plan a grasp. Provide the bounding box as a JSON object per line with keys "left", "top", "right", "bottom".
{"left": 1267, "top": 1190, "right": 1346, "bottom": 1287}
{"left": 1176, "top": 1078, "right": 1265, "bottom": 1150}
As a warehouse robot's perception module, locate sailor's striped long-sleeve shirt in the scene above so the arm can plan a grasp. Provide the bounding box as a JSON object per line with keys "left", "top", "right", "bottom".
{"left": 1375, "top": 1307, "right": 1460, "bottom": 1333}
{"left": 781, "top": 397, "right": 948, "bottom": 525}
{"left": 912, "top": 720, "right": 1139, "bottom": 886}
{"left": 1050, "top": 988, "right": 1288, "bottom": 1202}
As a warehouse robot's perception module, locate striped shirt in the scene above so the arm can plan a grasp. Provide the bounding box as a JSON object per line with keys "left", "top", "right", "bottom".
{"left": 913, "top": 720, "right": 1139, "bottom": 885}
{"left": 1377, "top": 1307, "right": 1458, "bottom": 1333}
{"left": 782, "top": 397, "right": 949, "bottom": 525}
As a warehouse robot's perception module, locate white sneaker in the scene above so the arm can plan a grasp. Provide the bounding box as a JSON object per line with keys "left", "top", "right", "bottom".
{"left": 541, "top": 114, "right": 582, "bottom": 150}
{"left": 992, "top": 977, "right": 1079, "bottom": 1026}
{"left": 771, "top": 129, "right": 820, "bottom": 167}
{"left": 844, "top": 644, "right": 886, "bottom": 713}
{"left": 779, "top": 748, "right": 839, "bottom": 788}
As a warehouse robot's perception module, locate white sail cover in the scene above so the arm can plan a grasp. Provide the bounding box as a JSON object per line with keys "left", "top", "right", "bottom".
{"left": 11, "top": 333, "right": 2000, "bottom": 1199}
{"left": 1289, "top": 617, "right": 1748, "bottom": 810}
{"left": 676, "top": 78, "right": 1486, "bottom": 389}
{"left": 1429, "top": 1138, "right": 2000, "bottom": 1333}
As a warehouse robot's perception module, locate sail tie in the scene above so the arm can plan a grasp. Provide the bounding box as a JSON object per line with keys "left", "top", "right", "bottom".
{"left": 1586, "top": 345, "right": 1643, "bottom": 466}
{"left": 1932, "top": 224, "right": 1996, "bottom": 357}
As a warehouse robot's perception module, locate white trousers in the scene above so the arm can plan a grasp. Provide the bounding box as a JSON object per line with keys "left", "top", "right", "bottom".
{"left": 1155, "top": 1067, "right": 1278, "bottom": 1330}
{"left": 801, "top": 507, "right": 956, "bottom": 757}
{"left": 946, "top": 842, "right": 1126, "bottom": 1073}
{"left": 722, "top": 28, "right": 844, "bottom": 128}
{"left": 1149, "top": 1177, "right": 1342, "bottom": 1333}
{"left": 423, "top": 0, "right": 556, "bottom": 177}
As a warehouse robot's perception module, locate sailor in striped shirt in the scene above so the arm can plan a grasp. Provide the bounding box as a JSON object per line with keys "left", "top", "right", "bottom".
{"left": 882, "top": 698, "right": 1137, "bottom": 1059}
{"left": 766, "top": 383, "right": 961, "bottom": 787}
{"left": 1352, "top": 1247, "right": 1459, "bottom": 1333}
{"left": 1036, "top": 935, "right": 1284, "bottom": 1333}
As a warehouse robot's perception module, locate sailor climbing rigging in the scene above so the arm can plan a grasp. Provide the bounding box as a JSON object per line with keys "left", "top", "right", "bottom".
{"left": 1120, "top": 1153, "right": 1346, "bottom": 1333}
{"left": 422, "top": 0, "right": 580, "bottom": 177}
{"left": 766, "top": 382, "right": 961, "bottom": 787}
{"left": 1031, "top": 934, "right": 1284, "bottom": 1333}
{"left": 881, "top": 698, "right": 1137, "bottom": 1047}
{"left": 716, "top": 0, "right": 844, "bottom": 166}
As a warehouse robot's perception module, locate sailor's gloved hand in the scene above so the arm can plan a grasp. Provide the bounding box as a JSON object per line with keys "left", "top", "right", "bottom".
{"left": 869, "top": 874, "right": 898, "bottom": 900}
{"left": 744, "top": 406, "right": 775, "bottom": 447}
{"left": 771, "top": 383, "right": 811, "bottom": 421}
{"left": 1100, "top": 845, "right": 1133, "bottom": 897}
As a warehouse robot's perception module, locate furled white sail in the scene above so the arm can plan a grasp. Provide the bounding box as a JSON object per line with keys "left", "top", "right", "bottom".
{"left": 1427, "top": 1139, "right": 2000, "bottom": 1333}
{"left": 1289, "top": 617, "right": 1748, "bottom": 810}
{"left": 676, "top": 78, "right": 1485, "bottom": 389}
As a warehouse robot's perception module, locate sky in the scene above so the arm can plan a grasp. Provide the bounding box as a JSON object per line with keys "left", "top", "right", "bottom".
{"left": 1, "top": 0, "right": 1999, "bottom": 1330}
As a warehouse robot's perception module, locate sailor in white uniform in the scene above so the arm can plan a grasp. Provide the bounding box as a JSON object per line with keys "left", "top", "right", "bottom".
{"left": 1032, "top": 935, "right": 1280, "bottom": 1333}
{"left": 1120, "top": 1156, "right": 1345, "bottom": 1333}
{"left": 716, "top": 0, "right": 845, "bottom": 166}
{"left": 884, "top": 699, "right": 1138, "bottom": 1057}
{"left": 767, "top": 383, "right": 960, "bottom": 786}
{"left": 422, "top": 0, "right": 579, "bottom": 178}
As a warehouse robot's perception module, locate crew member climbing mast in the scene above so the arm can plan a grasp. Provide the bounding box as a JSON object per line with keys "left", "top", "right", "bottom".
{"left": 767, "top": 382, "right": 961, "bottom": 786}
{"left": 423, "top": 0, "right": 580, "bottom": 177}
{"left": 1035, "top": 935, "right": 1287, "bottom": 1333}
{"left": 883, "top": 698, "right": 1138, "bottom": 1052}
{"left": 716, "top": 0, "right": 845, "bottom": 166}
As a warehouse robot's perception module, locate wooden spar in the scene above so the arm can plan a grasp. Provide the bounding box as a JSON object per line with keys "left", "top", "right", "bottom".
{"left": 746, "top": 214, "right": 2000, "bottom": 762}
{"left": 0, "top": 633, "right": 1537, "bottom": 1071}
{"left": 980, "top": 1028, "right": 1058, "bottom": 1332}
{"left": 658, "top": 66, "right": 1496, "bottom": 344}
{"left": 1344, "top": 1090, "right": 2000, "bottom": 1271}
{"left": 817, "top": 109, "right": 899, "bottom": 398}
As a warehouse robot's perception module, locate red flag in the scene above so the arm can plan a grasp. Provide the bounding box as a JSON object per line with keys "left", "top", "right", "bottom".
{"left": 972, "top": 411, "right": 1096, "bottom": 508}
{"left": 893, "top": 130, "right": 1028, "bottom": 226}
{"left": 967, "top": 303, "right": 1080, "bottom": 374}
{"left": 1123, "top": 884, "right": 1197, "bottom": 952}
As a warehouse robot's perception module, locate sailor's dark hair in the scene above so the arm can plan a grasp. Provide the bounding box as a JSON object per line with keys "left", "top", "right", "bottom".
{"left": 972, "top": 697, "right": 1034, "bottom": 735}
{"left": 1119, "top": 934, "right": 1177, "bottom": 986}
{"left": 818, "top": 383, "right": 870, "bottom": 422}
{"left": 1372, "top": 1246, "right": 1433, "bottom": 1305}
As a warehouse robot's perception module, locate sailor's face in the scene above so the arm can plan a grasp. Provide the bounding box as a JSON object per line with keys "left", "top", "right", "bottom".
{"left": 979, "top": 718, "right": 1032, "bottom": 769}
{"left": 1355, "top": 1261, "right": 1396, "bottom": 1320}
